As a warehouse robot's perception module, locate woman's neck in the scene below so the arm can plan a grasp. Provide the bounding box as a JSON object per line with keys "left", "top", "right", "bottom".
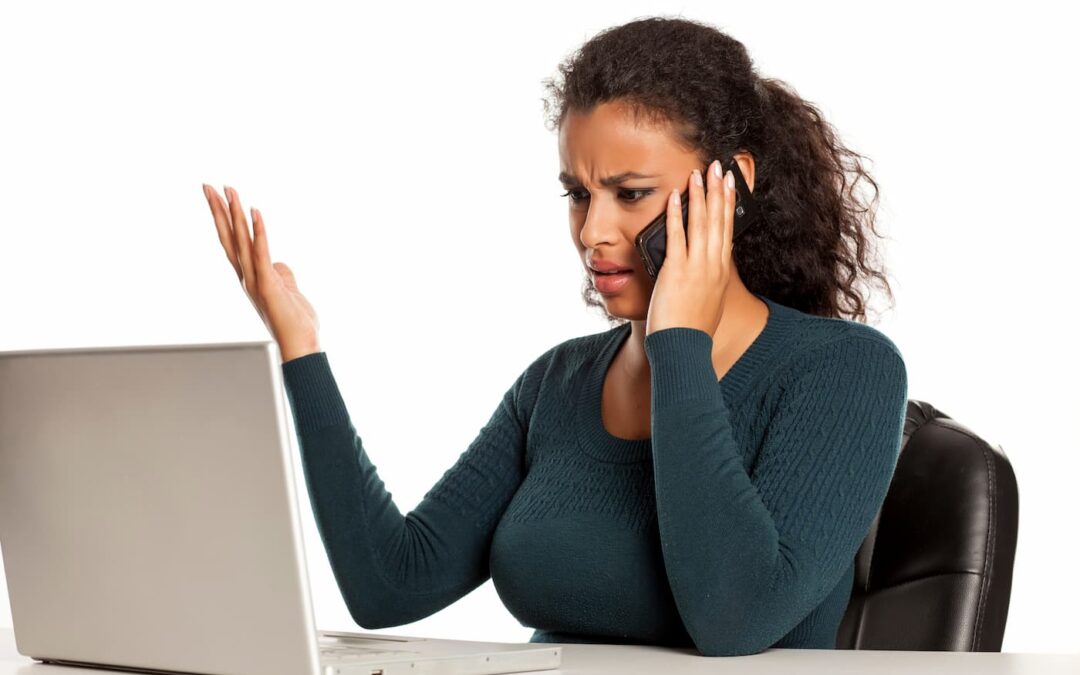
{"left": 623, "top": 274, "right": 769, "bottom": 383}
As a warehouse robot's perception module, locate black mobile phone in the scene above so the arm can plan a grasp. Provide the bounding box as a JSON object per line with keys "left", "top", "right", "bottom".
{"left": 634, "top": 157, "right": 763, "bottom": 279}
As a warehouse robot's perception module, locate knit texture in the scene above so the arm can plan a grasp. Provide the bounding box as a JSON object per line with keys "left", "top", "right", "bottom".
{"left": 280, "top": 293, "right": 908, "bottom": 656}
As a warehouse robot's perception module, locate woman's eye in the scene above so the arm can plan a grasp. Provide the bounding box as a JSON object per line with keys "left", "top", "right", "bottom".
{"left": 559, "top": 189, "right": 654, "bottom": 203}
{"left": 621, "top": 189, "right": 654, "bottom": 202}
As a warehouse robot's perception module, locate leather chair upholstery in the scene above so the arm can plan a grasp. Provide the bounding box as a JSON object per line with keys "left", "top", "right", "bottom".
{"left": 836, "top": 400, "right": 1019, "bottom": 651}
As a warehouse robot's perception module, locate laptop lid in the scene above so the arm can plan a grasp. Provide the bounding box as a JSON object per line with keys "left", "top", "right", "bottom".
{"left": 0, "top": 340, "right": 323, "bottom": 675}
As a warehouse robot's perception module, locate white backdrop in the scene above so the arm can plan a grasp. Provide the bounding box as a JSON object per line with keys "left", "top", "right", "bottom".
{"left": 1, "top": 0, "right": 1077, "bottom": 655}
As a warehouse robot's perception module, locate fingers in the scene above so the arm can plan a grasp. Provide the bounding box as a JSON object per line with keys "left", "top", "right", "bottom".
{"left": 225, "top": 186, "right": 258, "bottom": 298}
{"left": 706, "top": 160, "right": 725, "bottom": 267}
{"left": 721, "top": 167, "right": 736, "bottom": 266}
{"left": 687, "top": 168, "right": 708, "bottom": 266}
{"left": 665, "top": 188, "right": 685, "bottom": 266}
{"left": 203, "top": 184, "right": 242, "bottom": 280}
{"left": 250, "top": 207, "right": 276, "bottom": 299}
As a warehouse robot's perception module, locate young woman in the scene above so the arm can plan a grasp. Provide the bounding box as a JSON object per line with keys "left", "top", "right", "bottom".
{"left": 201, "top": 17, "right": 908, "bottom": 657}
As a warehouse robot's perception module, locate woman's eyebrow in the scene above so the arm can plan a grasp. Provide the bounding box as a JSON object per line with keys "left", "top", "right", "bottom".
{"left": 558, "top": 171, "right": 661, "bottom": 187}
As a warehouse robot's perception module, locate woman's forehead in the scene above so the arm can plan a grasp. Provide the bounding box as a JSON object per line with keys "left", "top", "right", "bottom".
{"left": 561, "top": 109, "right": 678, "bottom": 164}
{"left": 558, "top": 113, "right": 693, "bottom": 182}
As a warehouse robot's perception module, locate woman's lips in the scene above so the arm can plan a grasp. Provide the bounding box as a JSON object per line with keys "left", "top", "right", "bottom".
{"left": 592, "top": 269, "right": 633, "bottom": 294}
{"left": 587, "top": 258, "right": 635, "bottom": 273}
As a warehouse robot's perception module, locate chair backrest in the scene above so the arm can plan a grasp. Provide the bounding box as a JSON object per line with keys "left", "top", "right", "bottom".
{"left": 835, "top": 400, "right": 1019, "bottom": 651}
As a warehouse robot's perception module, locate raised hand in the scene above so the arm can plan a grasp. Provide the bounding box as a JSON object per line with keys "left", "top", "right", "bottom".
{"left": 203, "top": 184, "right": 322, "bottom": 362}
{"left": 644, "top": 161, "right": 736, "bottom": 338}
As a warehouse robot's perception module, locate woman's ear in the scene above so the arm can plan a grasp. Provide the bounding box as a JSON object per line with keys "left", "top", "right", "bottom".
{"left": 734, "top": 152, "right": 756, "bottom": 193}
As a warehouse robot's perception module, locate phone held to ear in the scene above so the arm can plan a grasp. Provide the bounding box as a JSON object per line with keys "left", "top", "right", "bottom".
{"left": 634, "top": 157, "right": 763, "bottom": 279}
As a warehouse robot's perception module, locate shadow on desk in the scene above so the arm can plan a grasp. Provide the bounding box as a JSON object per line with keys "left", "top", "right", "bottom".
{"left": 4, "top": 629, "right": 1079, "bottom": 675}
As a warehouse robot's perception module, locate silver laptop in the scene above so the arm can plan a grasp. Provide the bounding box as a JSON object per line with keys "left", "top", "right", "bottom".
{"left": 0, "top": 340, "right": 562, "bottom": 675}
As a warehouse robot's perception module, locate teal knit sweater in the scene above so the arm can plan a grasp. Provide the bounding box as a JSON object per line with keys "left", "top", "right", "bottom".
{"left": 280, "top": 293, "right": 908, "bottom": 656}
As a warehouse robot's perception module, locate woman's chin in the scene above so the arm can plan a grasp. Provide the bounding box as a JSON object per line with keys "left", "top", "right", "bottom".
{"left": 599, "top": 295, "right": 648, "bottom": 321}
{"left": 588, "top": 276, "right": 650, "bottom": 320}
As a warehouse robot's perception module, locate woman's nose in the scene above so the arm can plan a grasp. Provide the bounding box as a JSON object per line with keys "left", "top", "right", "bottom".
{"left": 578, "top": 205, "right": 628, "bottom": 247}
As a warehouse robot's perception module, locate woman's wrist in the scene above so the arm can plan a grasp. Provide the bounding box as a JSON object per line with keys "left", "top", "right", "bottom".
{"left": 279, "top": 339, "right": 322, "bottom": 363}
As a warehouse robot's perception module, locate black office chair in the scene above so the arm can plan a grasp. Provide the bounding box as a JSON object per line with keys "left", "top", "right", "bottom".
{"left": 835, "top": 400, "right": 1019, "bottom": 651}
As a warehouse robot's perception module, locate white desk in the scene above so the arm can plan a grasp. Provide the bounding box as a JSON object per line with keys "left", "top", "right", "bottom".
{"left": 2, "top": 628, "right": 1078, "bottom": 674}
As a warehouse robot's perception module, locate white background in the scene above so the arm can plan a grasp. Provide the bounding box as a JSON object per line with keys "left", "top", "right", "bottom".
{"left": 1, "top": 0, "right": 1077, "bottom": 655}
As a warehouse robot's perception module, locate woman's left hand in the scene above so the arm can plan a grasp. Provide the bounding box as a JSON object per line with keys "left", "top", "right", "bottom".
{"left": 645, "top": 160, "right": 737, "bottom": 338}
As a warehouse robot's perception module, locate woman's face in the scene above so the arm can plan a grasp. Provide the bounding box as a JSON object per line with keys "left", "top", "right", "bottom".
{"left": 558, "top": 101, "right": 741, "bottom": 320}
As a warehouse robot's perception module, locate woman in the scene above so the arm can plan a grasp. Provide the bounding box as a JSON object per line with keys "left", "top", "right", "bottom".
{"left": 201, "top": 16, "right": 908, "bottom": 657}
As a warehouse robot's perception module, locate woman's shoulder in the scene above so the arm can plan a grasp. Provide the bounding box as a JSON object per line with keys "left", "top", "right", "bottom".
{"left": 773, "top": 298, "right": 904, "bottom": 366}
{"left": 767, "top": 301, "right": 906, "bottom": 395}
{"left": 526, "top": 322, "right": 623, "bottom": 361}
{"left": 507, "top": 325, "right": 619, "bottom": 389}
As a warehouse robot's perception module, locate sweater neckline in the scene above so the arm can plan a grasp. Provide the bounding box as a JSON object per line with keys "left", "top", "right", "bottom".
{"left": 574, "top": 292, "right": 793, "bottom": 464}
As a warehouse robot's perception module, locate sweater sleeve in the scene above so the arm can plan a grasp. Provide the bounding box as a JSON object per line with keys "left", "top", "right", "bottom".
{"left": 280, "top": 350, "right": 539, "bottom": 629}
{"left": 642, "top": 326, "right": 908, "bottom": 656}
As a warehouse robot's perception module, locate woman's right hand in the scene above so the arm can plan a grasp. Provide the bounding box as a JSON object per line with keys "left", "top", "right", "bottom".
{"left": 203, "top": 184, "right": 322, "bottom": 363}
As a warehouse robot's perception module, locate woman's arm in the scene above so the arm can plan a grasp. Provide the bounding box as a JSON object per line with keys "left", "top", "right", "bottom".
{"left": 643, "top": 327, "right": 908, "bottom": 656}
{"left": 281, "top": 350, "right": 546, "bottom": 629}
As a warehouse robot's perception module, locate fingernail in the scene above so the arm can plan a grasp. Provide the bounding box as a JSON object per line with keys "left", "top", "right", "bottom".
{"left": 224, "top": 186, "right": 233, "bottom": 204}
{"left": 725, "top": 171, "right": 735, "bottom": 189}
{"left": 692, "top": 169, "right": 703, "bottom": 187}
{"left": 712, "top": 160, "right": 721, "bottom": 178}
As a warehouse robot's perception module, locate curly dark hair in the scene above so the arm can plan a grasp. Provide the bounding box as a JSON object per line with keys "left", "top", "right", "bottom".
{"left": 541, "top": 16, "right": 895, "bottom": 326}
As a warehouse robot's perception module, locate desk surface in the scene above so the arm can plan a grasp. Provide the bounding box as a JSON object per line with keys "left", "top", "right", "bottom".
{"left": 2, "top": 627, "right": 1079, "bottom": 674}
